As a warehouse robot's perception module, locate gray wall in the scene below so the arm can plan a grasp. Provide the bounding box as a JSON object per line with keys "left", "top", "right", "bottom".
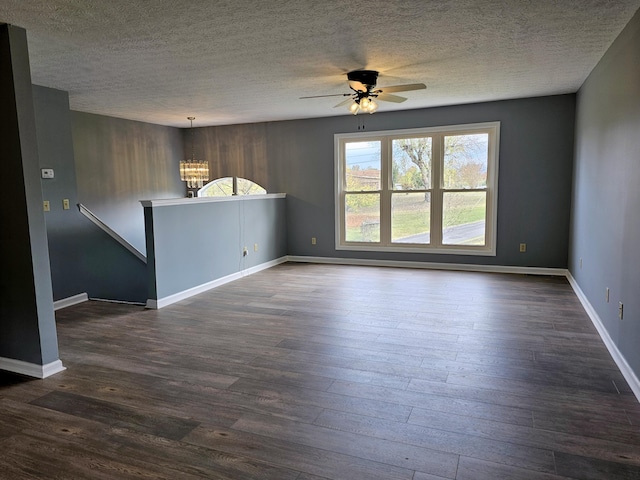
{"left": 145, "top": 197, "right": 287, "bottom": 301}
{"left": 80, "top": 223, "right": 148, "bottom": 303}
{"left": 193, "top": 95, "right": 576, "bottom": 268}
{"left": 32, "top": 88, "right": 149, "bottom": 304}
{"left": 0, "top": 24, "right": 59, "bottom": 366}
{"left": 570, "top": 9, "right": 640, "bottom": 377}
{"left": 32, "top": 85, "right": 86, "bottom": 301}
{"left": 71, "top": 111, "right": 185, "bottom": 253}
{"left": 46, "top": 90, "right": 575, "bottom": 305}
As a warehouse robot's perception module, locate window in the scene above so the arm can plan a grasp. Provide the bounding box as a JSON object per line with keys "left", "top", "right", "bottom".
{"left": 198, "top": 177, "right": 267, "bottom": 197}
{"left": 335, "top": 122, "right": 499, "bottom": 255}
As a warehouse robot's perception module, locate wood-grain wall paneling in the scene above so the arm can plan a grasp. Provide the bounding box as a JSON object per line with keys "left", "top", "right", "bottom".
{"left": 191, "top": 123, "right": 269, "bottom": 190}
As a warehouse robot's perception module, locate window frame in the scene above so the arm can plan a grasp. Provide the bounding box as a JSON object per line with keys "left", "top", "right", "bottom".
{"left": 198, "top": 176, "right": 267, "bottom": 197}
{"left": 335, "top": 122, "right": 500, "bottom": 256}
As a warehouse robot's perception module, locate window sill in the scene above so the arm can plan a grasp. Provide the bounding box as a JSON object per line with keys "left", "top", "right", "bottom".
{"left": 335, "top": 243, "right": 496, "bottom": 256}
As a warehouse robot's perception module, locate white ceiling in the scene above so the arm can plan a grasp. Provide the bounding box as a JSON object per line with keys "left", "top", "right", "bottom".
{"left": 1, "top": 0, "right": 639, "bottom": 127}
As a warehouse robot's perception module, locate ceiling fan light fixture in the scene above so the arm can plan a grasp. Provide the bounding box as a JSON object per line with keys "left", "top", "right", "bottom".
{"left": 301, "top": 69, "right": 426, "bottom": 116}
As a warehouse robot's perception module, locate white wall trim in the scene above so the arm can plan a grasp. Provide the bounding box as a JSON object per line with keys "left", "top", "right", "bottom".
{"left": 140, "top": 193, "right": 286, "bottom": 208}
{"left": 567, "top": 273, "right": 640, "bottom": 403}
{"left": 53, "top": 292, "right": 88, "bottom": 311}
{"left": 289, "top": 256, "right": 639, "bottom": 402}
{"left": 147, "top": 256, "right": 289, "bottom": 309}
{"left": 286, "top": 255, "right": 568, "bottom": 276}
{"left": 144, "top": 254, "right": 638, "bottom": 402}
{"left": 148, "top": 256, "right": 567, "bottom": 311}
{"left": 0, "top": 357, "right": 65, "bottom": 379}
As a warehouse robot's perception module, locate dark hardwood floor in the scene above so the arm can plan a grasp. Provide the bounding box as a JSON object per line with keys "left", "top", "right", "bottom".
{"left": 1, "top": 263, "right": 640, "bottom": 479}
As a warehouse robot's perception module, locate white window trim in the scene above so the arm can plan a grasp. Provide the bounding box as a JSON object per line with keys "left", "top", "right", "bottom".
{"left": 334, "top": 122, "right": 500, "bottom": 256}
{"left": 198, "top": 176, "right": 267, "bottom": 197}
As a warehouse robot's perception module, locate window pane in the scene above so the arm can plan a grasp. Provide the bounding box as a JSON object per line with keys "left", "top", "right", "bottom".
{"left": 392, "top": 137, "right": 432, "bottom": 190}
{"left": 442, "top": 192, "right": 486, "bottom": 245}
{"left": 199, "top": 177, "right": 234, "bottom": 196}
{"left": 199, "top": 177, "right": 267, "bottom": 197}
{"left": 345, "top": 141, "right": 381, "bottom": 191}
{"left": 392, "top": 192, "right": 430, "bottom": 244}
{"left": 345, "top": 193, "right": 380, "bottom": 242}
{"left": 236, "top": 177, "right": 267, "bottom": 195}
{"left": 443, "top": 134, "right": 488, "bottom": 189}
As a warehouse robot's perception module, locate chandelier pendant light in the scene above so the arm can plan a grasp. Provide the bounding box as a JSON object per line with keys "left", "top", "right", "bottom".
{"left": 180, "top": 116, "right": 209, "bottom": 189}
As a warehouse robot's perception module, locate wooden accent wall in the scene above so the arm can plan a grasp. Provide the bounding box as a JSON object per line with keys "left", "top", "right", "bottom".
{"left": 190, "top": 123, "right": 270, "bottom": 190}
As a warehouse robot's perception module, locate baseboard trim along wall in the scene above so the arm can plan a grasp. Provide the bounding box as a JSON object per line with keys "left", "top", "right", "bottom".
{"left": 0, "top": 357, "right": 66, "bottom": 379}
{"left": 148, "top": 255, "right": 567, "bottom": 309}
{"left": 286, "top": 256, "right": 568, "bottom": 277}
{"left": 146, "top": 256, "right": 289, "bottom": 309}
{"left": 53, "top": 292, "right": 89, "bottom": 311}
{"left": 567, "top": 273, "right": 640, "bottom": 403}
{"left": 289, "top": 257, "right": 638, "bottom": 402}
{"left": 48, "top": 256, "right": 639, "bottom": 401}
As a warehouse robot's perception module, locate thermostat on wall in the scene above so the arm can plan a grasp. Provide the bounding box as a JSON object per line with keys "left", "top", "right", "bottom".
{"left": 41, "top": 168, "right": 54, "bottom": 179}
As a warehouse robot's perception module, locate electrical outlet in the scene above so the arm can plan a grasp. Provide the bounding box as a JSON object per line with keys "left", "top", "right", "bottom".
{"left": 242, "top": 247, "right": 248, "bottom": 257}
{"left": 311, "top": 237, "right": 317, "bottom": 245}
{"left": 519, "top": 243, "right": 526, "bottom": 253}
{"left": 254, "top": 243, "right": 258, "bottom": 252}
{"left": 62, "top": 199, "right": 70, "bottom": 210}
{"left": 43, "top": 200, "right": 50, "bottom": 212}
{"left": 619, "top": 302, "right": 624, "bottom": 320}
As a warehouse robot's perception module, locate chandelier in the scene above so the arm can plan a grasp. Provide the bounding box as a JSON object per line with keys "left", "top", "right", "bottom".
{"left": 180, "top": 116, "right": 209, "bottom": 189}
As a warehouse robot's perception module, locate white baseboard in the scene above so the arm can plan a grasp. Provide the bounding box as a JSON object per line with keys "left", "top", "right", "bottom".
{"left": 147, "top": 256, "right": 289, "bottom": 309}
{"left": 53, "top": 292, "right": 88, "bottom": 311}
{"left": 143, "top": 254, "right": 639, "bottom": 402}
{"left": 147, "top": 256, "right": 566, "bottom": 309}
{"left": 0, "top": 357, "right": 65, "bottom": 379}
{"left": 567, "top": 273, "right": 640, "bottom": 403}
{"left": 288, "top": 256, "right": 638, "bottom": 402}
{"left": 286, "top": 255, "right": 568, "bottom": 276}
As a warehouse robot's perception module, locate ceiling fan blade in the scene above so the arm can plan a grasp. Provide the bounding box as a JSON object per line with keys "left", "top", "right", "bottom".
{"left": 334, "top": 97, "right": 355, "bottom": 108}
{"left": 375, "top": 83, "right": 427, "bottom": 94}
{"left": 376, "top": 93, "right": 407, "bottom": 103}
{"left": 300, "top": 93, "right": 351, "bottom": 99}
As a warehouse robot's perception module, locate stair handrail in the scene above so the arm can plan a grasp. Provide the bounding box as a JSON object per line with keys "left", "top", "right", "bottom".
{"left": 77, "top": 203, "right": 147, "bottom": 264}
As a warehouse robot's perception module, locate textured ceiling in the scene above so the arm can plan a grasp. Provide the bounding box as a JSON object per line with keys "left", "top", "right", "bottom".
{"left": 1, "top": 0, "right": 639, "bottom": 127}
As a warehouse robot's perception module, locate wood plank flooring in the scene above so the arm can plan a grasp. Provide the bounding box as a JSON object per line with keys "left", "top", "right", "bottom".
{"left": 1, "top": 263, "right": 640, "bottom": 479}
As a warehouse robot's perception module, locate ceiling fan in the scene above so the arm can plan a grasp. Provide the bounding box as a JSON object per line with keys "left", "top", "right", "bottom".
{"left": 300, "top": 69, "right": 427, "bottom": 114}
